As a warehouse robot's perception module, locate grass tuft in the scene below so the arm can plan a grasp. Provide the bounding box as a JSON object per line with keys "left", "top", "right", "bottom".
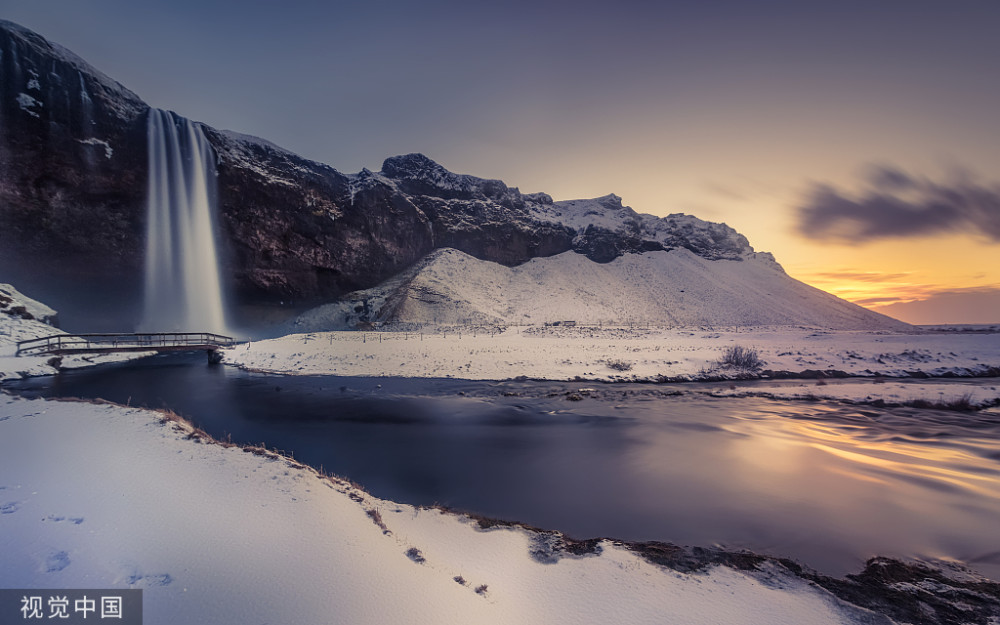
{"left": 367, "top": 508, "right": 389, "bottom": 533}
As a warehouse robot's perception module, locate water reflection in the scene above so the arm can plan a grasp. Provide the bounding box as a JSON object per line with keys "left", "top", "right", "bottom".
{"left": 9, "top": 356, "right": 1000, "bottom": 578}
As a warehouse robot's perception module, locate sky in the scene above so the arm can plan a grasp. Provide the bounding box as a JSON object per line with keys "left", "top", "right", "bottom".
{"left": 4, "top": 0, "right": 1000, "bottom": 323}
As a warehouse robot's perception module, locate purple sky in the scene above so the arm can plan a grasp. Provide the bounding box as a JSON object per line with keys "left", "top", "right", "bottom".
{"left": 5, "top": 0, "right": 1000, "bottom": 322}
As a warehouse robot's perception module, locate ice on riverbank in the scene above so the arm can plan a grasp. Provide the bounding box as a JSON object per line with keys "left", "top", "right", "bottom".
{"left": 710, "top": 379, "right": 1000, "bottom": 410}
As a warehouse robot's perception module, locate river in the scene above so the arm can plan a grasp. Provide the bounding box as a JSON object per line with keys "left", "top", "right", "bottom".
{"left": 9, "top": 353, "right": 1000, "bottom": 579}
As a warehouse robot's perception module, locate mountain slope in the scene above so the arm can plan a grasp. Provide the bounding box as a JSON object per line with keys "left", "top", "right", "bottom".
{"left": 290, "top": 248, "right": 909, "bottom": 331}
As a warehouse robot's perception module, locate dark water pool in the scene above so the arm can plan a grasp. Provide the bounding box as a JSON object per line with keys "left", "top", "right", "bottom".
{"left": 10, "top": 353, "right": 1000, "bottom": 578}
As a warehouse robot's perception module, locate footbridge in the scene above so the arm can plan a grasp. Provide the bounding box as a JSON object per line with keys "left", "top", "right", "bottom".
{"left": 16, "top": 332, "right": 237, "bottom": 363}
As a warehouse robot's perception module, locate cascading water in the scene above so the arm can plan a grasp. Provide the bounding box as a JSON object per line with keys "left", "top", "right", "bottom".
{"left": 142, "top": 109, "right": 228, "bottom": 334}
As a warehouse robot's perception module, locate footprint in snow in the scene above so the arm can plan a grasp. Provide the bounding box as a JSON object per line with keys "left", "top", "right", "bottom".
{"left": 126, "top": 573, "right": 173, "bottom": 588}
{"left": 1, "top": 501, "right": 21, "bottom": 514}
{"left": 43, "top": 515, "right": 84, "bottom": 525}
{"left": 44, "top": 551, "right": 71, "bottom": 573}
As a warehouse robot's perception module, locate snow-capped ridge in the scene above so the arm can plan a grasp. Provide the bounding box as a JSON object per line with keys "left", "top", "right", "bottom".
{"left": 374, "top": 155, "right": 762, "bottom": 264}
{"left": 380, "top": 153, "right": 517, "bottom": 201}
{"left": 527, "top": 193, "right": 758, "bottom": 263}
{"left": 218, "top": 129, "right": 298, "bottom": 158}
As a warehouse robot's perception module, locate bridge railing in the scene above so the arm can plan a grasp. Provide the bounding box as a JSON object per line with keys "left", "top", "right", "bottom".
{"left": 16, "top": 332, "right": 237, "bottom": 356}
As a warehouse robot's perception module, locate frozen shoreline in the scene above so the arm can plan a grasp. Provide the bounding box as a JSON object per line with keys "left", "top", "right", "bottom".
{"left": 0, "top": 394, "right": 897, "bottom": 625}
{"left": 3, "top": 393, "right": 998, "bottom": 624}
{"left": 227, "top": 326, "right": 1000, "bottom": 381}
{"left": 223, "top": 326, "right": 1000, "bottom": 409}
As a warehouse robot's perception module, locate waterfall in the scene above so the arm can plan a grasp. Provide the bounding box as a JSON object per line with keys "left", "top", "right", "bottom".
{"left": 142, "top": 109, "right": 228, "bottom": 334}
{"left": 78, "top": 71, "right": 94, "bottom": 134}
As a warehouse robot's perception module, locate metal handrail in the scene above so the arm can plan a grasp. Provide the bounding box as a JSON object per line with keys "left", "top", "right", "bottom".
{"left": 16, "top": 332, "right": 236, "bottom": 356}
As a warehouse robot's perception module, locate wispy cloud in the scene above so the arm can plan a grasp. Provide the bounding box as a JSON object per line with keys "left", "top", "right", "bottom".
{"left": 868, "top": 286, "right": 1000, "bottom": 324}
{"left": 853, "top": 295, "right": 905, "bottom": 306}
{"left": 795, "top": 165, "right": 1000, "bottom": 243}
{"left": 794, "top": 266, "right": 993, "bottom": 308}
{"left": 811, "top": 271, "right": 912, "bottom": 283}
{"left": 703, "top": 183, "right": 749, "bottom": 202}
{"left": 909, "top": 285, "right": 1000, "bottom": 299}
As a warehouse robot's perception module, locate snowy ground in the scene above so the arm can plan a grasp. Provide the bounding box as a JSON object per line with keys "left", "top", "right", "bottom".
{"left": 1, "top": 394, "right": 904, "bottom": 625}
{"left": 225, "top": 326, "right": 1000, "bottom": 408}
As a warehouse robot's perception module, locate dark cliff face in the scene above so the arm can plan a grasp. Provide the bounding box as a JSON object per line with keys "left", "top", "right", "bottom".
{"left": 0, "top": 20, "right": 759, "bottom": 324}
{"left": 0, "top": 21, "right": 148, "bottom": 294}
{"left": 203, "top": 129, "right": 436, "bottom": 300}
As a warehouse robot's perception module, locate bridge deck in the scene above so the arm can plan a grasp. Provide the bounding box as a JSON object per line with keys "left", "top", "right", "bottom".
{"left": 16, "top": 332, "right": 237, "bottom": 357}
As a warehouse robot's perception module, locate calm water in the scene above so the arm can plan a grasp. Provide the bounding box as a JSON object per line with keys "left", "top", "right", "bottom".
{"left": 10, "top": 354, "right": 1000, "bottom": 578}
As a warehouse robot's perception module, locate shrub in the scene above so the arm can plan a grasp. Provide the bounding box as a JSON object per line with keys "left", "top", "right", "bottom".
{"left": 718, "top": 345, "right": 763, "bottom": 371}
{"left": 606, "top": 359, "right": 633, "bottom": 372}
{"left": 935, "top": 392, "right": 975, "bottom": 411}
{"left": 475, "top": 584, "right": 489, "bottom": 595}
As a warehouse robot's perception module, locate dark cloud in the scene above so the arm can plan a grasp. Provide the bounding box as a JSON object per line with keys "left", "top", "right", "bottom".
{"left": 864, "top": 165, "right": 915, "bottom": 192}
{"left": 796, "top": 166, "right": 1000, "bottom": 243}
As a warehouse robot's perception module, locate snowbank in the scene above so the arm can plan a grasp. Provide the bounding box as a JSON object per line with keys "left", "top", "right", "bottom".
{"left": 0, "top": 394, "right": 895, "bottom": 625}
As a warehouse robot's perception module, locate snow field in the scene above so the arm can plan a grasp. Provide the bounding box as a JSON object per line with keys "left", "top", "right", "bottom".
{"left": 229, "top": 326, "right": 1000, "bottom": 382}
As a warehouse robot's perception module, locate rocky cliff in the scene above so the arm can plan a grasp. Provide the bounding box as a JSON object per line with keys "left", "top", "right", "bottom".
{"left": 0, "top": 21, "right": 147, "bottom": 292}
{"left": 0, "top": 20, "right": 767, "bottom": 319}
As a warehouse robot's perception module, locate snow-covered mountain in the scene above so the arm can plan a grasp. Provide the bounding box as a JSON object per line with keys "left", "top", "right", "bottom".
{"left": 290, "top": 248, "right": 909, "bottom": 331}
{"left": 0, "top": 21, "right": 908, "bottom": 332}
